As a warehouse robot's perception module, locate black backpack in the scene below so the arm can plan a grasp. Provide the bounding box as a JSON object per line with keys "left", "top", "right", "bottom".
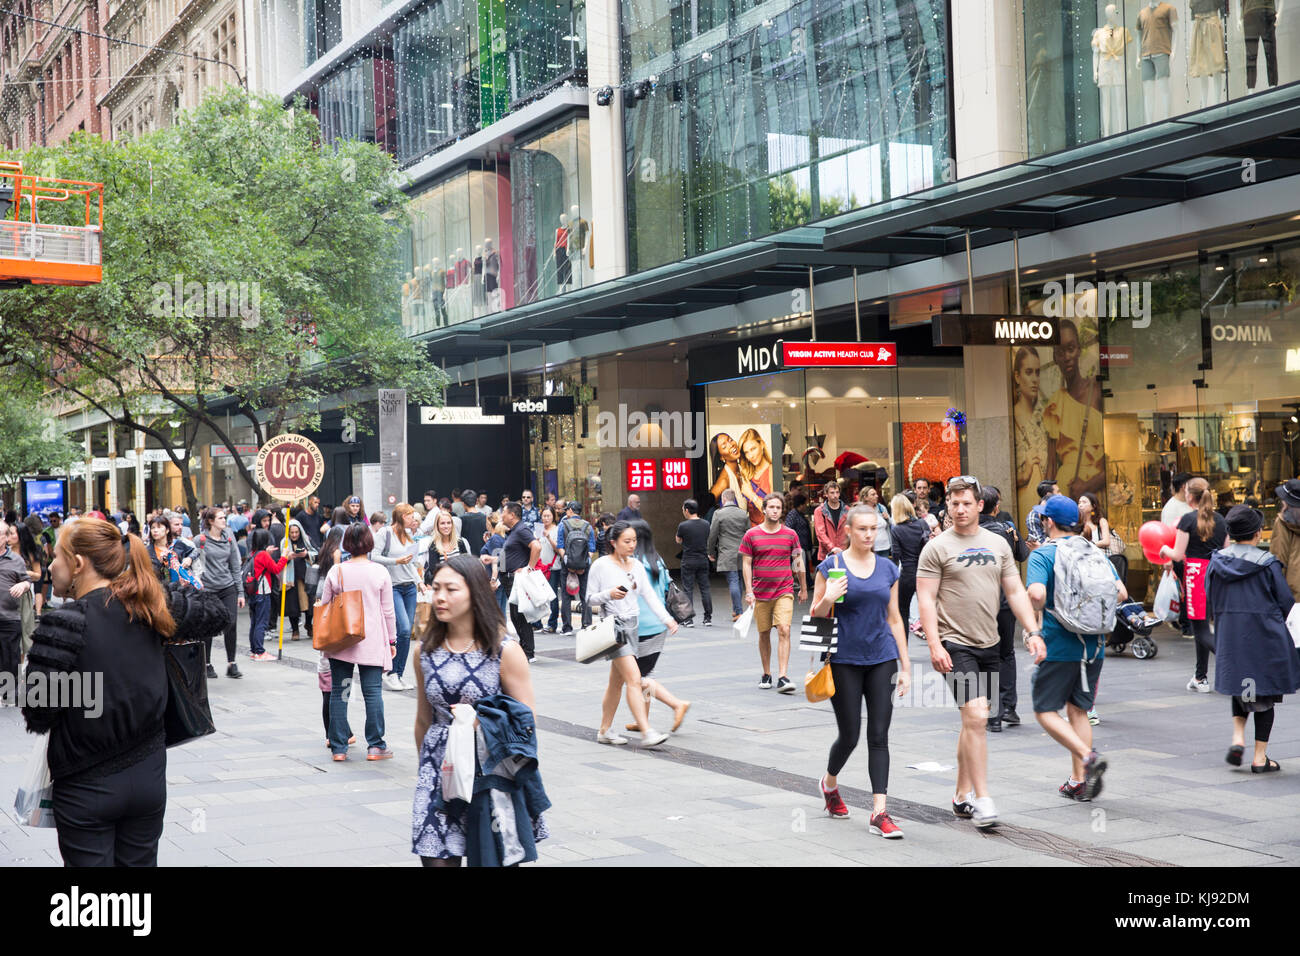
{"left": 562, "top": 517, "right": 592, "bottom": 570}
{"left": 242, "top": 552, "right": 278, "bottom": 596}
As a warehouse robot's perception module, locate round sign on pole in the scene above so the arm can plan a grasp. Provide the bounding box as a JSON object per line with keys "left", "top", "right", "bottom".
{"left": 255, "top": 433, "right": 325, "bottom": 501}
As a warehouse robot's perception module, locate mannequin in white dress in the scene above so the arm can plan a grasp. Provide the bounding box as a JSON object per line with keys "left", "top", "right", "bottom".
{"left": 1093, "top": 4, "right": 1132, "bottom": 136}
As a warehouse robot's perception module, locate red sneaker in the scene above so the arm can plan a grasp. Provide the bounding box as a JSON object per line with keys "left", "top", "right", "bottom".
{"left": 820, "top": 778, "right": 849, "bottom": 818}
{"left": 869, "top": 810, "right": 904, "bottom": 839}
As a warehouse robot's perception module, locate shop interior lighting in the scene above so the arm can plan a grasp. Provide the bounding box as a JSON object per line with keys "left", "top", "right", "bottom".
{"left": 1215, "top": 254, "right": 1229, "bottom": 272}
{"left": 1260, "top": 245, "right": 1274, "bottom": 264}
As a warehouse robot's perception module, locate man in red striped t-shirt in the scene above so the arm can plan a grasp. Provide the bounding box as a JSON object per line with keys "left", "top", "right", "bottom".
{"left": 740, "top": 494, "right": 808, "bottom": 693}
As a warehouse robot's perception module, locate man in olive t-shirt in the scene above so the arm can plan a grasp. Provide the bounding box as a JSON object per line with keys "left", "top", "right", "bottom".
{"left": 916, "top": 478, "right": 1044, "bottom": 830}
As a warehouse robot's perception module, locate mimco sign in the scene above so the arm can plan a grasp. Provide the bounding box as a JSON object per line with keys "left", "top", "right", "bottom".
{"left": 931, "top": 314, "right": 1062, "bottom": 347}
{"left": 993, "top": 319, "right": 1055, "bottom": 342}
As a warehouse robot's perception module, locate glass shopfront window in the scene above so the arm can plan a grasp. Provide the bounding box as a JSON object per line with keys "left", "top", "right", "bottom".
{"left": 509, "top": 118, "right": 593, "bottom": 304}
{"left": 622, "top": 0, "right": 951, "bottom": 272}
{"left": 703, "top": 361, "right": 963, "bottom": 524}
{"left": 1022, "top": 1, "right": 1299, "bottom": 158}
{"left": 400, "top": 162, "right": 514, "bottom": 334}
{"left": 523, "top": 362, "right": 602, "bottom": 515}
{"left": 1014, "top": 237, "right": 1300, "bottom": 595}
{"left": 317, "top": 55, "right": 397, "bottom": 154}
{"left": 393, "top": 0, "right": 481, "bottom": 165}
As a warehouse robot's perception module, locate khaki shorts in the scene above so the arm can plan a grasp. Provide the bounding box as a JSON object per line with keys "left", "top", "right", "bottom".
{"left": 754, "top": 594, "right": 794, "bottom": 633}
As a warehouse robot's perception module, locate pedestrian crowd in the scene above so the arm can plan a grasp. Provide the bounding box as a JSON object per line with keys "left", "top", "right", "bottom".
{"left": 6, "top": 467, "right": 1299, "bottom": 866}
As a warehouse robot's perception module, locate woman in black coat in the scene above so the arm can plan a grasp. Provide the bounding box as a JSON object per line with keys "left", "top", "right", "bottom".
{"left": 1207, "top": 505, "right": 1300, "bottom": 773}
{"left": 888, "top": 494, "right": 930, "bottom": 633}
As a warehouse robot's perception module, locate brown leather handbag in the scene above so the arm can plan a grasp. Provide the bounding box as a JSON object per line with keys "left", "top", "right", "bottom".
{"left": 312, "top": 563, "right": 366, "bottom": 654}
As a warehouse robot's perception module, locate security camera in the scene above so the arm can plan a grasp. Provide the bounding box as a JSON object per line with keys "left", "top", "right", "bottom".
{"left": 594, "top": 85, "right": 614, "bottom": 106}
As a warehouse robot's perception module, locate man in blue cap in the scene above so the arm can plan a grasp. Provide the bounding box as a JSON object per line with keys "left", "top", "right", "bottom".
{"left": 1026, "top": 494, "right": 1126, "bottom": 802}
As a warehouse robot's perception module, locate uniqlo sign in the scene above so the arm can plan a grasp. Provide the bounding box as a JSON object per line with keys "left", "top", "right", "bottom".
{"left": 627, "top": 458, "right": 657, "bottom": 491}
{"left": 661, "top": 458, "right": 690, "bottom": 490}
{"left": 781, "top": 342, "right": 897, "bottom": 367}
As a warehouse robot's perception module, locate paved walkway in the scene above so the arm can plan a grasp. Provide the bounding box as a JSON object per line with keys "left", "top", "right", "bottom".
{"left": 3, "top": 584, "right": 1298, "bottom": 866}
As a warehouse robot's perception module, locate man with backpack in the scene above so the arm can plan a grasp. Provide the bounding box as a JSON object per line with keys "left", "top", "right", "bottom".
{"left": 556, "top": 501, "right": 595, "bottom": 634}
{"left": 676, "top": 498, "right": 713, "bottom": 627}
{"left": 1026, "top": 494, "right": 1126, "bottom": 802}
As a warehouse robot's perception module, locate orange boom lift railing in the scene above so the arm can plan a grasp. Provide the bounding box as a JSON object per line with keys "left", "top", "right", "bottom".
{"left": 0, "top": 160, "right": 104, "bottom": 288}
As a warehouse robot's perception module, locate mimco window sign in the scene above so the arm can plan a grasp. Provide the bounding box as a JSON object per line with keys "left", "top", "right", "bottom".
{"left": 931, "top": 314, "right": 1061, "bottom": 347}
{"left": 482, "top": 395, "right": 577, "bottom": 416}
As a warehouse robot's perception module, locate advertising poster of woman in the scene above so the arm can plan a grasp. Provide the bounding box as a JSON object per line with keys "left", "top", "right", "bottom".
{"left": 1010, "top": 314, "right": 1104, "bottom": 526}
{"left": 708, "top": 425, "right": 780, "bottom": 525}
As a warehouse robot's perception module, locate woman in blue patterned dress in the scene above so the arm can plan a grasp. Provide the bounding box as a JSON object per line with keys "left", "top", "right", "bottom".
{"left": 411, "top": 553, "right": 543, "bottom": 866}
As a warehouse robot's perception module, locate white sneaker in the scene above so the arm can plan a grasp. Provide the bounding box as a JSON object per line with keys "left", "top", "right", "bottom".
{"left": 971, "top": 796, "right": 999, "bottom": 829}
{"left": 640, "top": 729, "right": 670, "bottom": 748}
{"left": 1187, "top": 676, "right": 1211, "bottom": 693}
{"left": 596, "top": 729, "right": 629, "bottom": 746}
{"left": 383, "top": 673, "right": 404, "bottom": 691}
{"left": 400, "top": 676, "right": 417, "bottom": 691}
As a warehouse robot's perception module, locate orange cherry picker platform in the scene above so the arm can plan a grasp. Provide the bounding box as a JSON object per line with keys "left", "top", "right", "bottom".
{"left": 0, "top": 160, "right": 103, "bottom": 289}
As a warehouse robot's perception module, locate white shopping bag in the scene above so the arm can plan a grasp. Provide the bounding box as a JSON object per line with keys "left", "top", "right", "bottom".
{"left": 440, "top": 703, "right": 477, "bottom": 804}
{"left": 1153, "top": 568, "right": 1182, "bottom": 624}
{"left": 1287, "top": 604, "right": 1300, "bottom": 650}
{"left": 509, "top": 572, "right": 545, "bottom": 623}
{"left": 520, "top": 568, "right": 556, "bottom": 609}
{"left": 14, "top": 734, "right": 55, "bottom": 828}
{"left": 732, "top": 606, "right": 754, "bottom": 640}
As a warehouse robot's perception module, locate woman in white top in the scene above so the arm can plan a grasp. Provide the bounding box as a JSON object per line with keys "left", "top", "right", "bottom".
{"left": 371, "top": 503, "right": 426, "bottom": 691}
{"left": 587, "top": 520, "right": 678, "bottom": 748}
{"left": 538, "top": 506, "right": 561, "bottom": 633}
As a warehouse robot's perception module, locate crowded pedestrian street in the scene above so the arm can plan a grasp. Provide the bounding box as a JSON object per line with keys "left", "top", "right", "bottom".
{"left": 4, "top": 590, "right": 1296, "bottom": 868}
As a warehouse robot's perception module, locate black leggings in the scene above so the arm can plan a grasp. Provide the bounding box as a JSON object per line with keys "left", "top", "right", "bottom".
{"left": 210, "top": 584, "right": 239, "bottom": 666}
{"left": 1231, "top": 697, "right": 1276, "bottom": 743}
{"left": 1192, "top": 617, "right": 1214, "bottom": 681}
{"left": 827, "top": 659, "right": 898, "bottom": 794}
{"left": 898, "top": 577, "right": 916, "bottom": 629}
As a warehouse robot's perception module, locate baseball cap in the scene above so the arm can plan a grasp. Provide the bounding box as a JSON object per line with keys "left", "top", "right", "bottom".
{"left": 1042, "top": 494, "right": 1080, "bottom": 529}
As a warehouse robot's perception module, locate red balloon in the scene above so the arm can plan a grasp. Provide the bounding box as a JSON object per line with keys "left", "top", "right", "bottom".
{"left": 1138, "top": 521, "right": 1175, "bottom": 562}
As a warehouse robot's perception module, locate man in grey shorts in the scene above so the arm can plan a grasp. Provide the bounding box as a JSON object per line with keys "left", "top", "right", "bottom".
{"left": 917, "top": 477, "right": 1044, "bottom": 829}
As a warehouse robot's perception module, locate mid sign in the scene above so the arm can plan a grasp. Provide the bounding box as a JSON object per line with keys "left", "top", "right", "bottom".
{"left": 256, "top": 433, "right": 324, "bottom": 501}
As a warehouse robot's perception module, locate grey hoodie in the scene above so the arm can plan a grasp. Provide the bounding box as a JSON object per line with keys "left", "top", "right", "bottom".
{"left": 195, "top": 528, "right": 242, "bottom": 591}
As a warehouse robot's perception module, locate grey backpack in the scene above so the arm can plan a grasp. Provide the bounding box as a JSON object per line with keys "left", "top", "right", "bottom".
{"left": 1048, "top": 535, "right": 1118, "bottom": 641}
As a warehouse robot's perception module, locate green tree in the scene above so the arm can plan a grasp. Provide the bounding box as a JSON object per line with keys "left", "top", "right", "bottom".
{"left": 0, "top": 89, "right": 445, "bottom": 516}
{"left": 0, "top": 390, "right": 82, "bottom": 491}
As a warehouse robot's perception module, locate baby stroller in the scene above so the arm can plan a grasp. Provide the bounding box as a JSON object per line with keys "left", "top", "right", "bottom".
{"left": 1108, "top": 600, "right": 1160, "bottom": 659}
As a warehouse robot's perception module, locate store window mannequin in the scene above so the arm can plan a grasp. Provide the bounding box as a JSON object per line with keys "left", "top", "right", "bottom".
{"left": 1137, "top": 0, "right": 1178, "bottom": 123}
{"left": 568, "top": 204, "right": 592, "bottom": 285}
{"left": 1239, "top": 0, "right": 1283, "bottom": 92}
{"left": 1189, "top": 0, "right": 1228, "bottom": 107}
{"left": 1093, "top": 4, "right": 1132, "bottom": 136}
{"left": 472, "top": 243, "right": 485, "bottom": 315}
{"left": 555, "top": 213, "right": 572, "bottom": 287}
{"left": 429, "top": 260, "right": 449, "bottom": 327}
{"left": 483, "top": 237, "right": 503, "bottom": 312}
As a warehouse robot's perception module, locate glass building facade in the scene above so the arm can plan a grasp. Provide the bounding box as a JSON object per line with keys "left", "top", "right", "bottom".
{"left": 621, "top": 0, "right": 951, "bottom": 272}
{"left": 314, "top": 0, "right": 588, "bottom": 166}
{"left": 1022, "top": 0, "right": 1299, "bottom": 157}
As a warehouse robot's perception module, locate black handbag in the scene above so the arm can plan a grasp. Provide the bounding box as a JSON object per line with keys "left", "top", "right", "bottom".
{"left": 665, "top": 579, "right": 694, "bottom": 623}
{"left": 163, "top": 639, "right": 216, "bottom": 747}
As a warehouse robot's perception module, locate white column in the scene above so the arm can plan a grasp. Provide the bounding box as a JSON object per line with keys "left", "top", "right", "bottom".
{"left": 951, "top": 0, "right": 1028, "bottom": 178}
{"left": 107, "top": 427, "right": 119, "bottom": 513}
{"left": 585, "top": 0, "right": 627, "bottom": 284}
{"left": 83, "top": 430, "right": 94, "bottom": 511}
{"left": 134, "top": 440, "right": 147, "bottom": 518}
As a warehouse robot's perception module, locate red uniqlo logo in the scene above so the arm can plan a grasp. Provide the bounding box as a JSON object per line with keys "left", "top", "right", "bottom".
{"left": 627, "top": 459, "right": 657, "bottom": 491}
{"left": 662, "top": 458, "right": 690, "bottom": 490}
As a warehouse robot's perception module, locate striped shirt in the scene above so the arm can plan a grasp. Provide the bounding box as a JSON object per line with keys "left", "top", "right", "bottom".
{"left": 738, "top": 525, "right": 801, "bottom": 601}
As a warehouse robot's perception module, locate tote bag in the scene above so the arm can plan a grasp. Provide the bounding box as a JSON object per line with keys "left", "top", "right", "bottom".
{"left": 312, "top": 563, "right": 367, "bottom": 654}
{"left": 163, "top": 640, "right": 217, "bottom": 747}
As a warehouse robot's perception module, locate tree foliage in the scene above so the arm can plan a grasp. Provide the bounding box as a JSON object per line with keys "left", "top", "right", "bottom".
{"left": 0, "top": 390, "right": 82, "bottom": 489}
{"left": 0, "top": 88, "right": 445, "bottom": 514}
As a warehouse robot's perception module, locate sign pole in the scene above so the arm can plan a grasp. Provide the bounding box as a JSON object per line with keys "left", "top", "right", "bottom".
{"left": 277, "top": 499, "right": 291, "bottom": 660}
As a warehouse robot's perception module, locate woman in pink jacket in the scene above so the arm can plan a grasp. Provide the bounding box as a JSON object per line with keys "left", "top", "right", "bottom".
{"left": 321, "top": 523, "right": 397, "bottom": 762}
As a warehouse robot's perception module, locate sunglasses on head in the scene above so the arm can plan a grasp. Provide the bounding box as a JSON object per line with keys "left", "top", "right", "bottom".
{"left": 946, "top": 476, "right": 982, "bottom": 496}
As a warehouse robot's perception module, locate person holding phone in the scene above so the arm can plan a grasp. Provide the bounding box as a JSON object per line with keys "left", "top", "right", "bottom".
{"left": 587, "top": 521, "right": 678, "bottom": 748}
